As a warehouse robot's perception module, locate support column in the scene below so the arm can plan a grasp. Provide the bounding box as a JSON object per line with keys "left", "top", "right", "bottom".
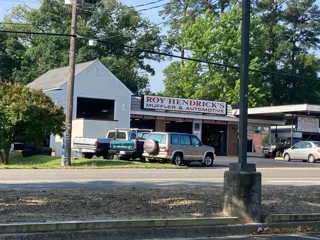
{"left": 155, "top": 119, "right": 166, "bottom": 132}
{"left": 223, "top": 171, "right": 262, "bottom": 223}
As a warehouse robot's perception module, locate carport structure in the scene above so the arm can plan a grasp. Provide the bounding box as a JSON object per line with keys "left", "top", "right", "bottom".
{"left": 233, "top": 104, "right": 320, "bottom": 156}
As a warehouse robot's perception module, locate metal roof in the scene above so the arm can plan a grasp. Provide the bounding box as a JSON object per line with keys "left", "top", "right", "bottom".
{"left": 233, "top": 104, "right": 320, "bottom": 118}
{"left": 28, "top": 60, "right": 98, "bottom": 90}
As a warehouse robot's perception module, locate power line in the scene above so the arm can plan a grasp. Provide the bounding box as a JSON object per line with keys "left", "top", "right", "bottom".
{"left": 0, "top": 30, "right": 75, "bottom": 37}
{"left": 131, "top": 0, "right": 167, "bottom": 8}
{"left": 93, "top": 38, "right": 320, "bottom": 82}
{"left": 0, "top": 22, "right": 32, "bottom": 25}
{"left": 0, "top": 0, "right": 39, "bottom": 3}
{"left": 1, "top": 29, "right": 319, "bottom": 82}
{"left": 137, "top": 3, "right": 170, "bottom": 12}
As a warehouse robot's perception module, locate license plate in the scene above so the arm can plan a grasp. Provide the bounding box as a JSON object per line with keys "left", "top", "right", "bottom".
{"left": 120, "top": 151, "right": 125, "bottom": 155}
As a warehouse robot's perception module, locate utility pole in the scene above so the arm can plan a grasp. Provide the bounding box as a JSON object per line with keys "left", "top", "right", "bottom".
{"left": 223, "top": 0, "right": 262, "bottom": 223}
{"left": 62, "top": 0, "right": 78, "bottom": 166}
{"left": 229, "top": 0, "right": 255, "bottom": 173}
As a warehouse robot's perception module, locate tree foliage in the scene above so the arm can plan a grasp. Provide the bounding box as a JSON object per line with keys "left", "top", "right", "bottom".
{"left": 0, "top": 0, "right": 163, "bottom": 95}
{"left": 0, "top": 83, "right": 64, "bottom": 165}
{"left": 161, "top": 0, "right": 320, "bottom": 106}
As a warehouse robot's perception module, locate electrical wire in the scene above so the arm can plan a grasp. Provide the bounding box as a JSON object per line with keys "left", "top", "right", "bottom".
{"left": 137, "top": 3, "right": 170, "bottom": 12}
{"left": 131, "top": 0, "right": 167, "bottom": 8}
{"left": 0, "top": 29, "right": 319, "bottom": 82}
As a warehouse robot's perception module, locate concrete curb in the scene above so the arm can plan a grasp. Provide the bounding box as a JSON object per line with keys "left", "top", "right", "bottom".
{"left": 1, "top": 221, "right": 320, "bottom": 240}
{"left": 266, "top": 214, "right": 320, "bottom": 223}
{"left": 0, "top": 217, "right": 239, "bottom": 234}
{"left": 274, "top": 157, "right": 285, "bottom": 161}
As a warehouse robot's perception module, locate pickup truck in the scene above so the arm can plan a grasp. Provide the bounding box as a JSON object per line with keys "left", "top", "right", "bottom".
{"left": 73, "top": 129, "right": 131, "bottom": 159}
{"left": 109, "top": 129, "right": 152, "bottom": 161}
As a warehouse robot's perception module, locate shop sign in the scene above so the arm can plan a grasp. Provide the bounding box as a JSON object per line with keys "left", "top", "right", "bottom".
{"left": 202, "top": 120, "right": 228, "bottom": 124}
{"left": 142, "top": 95, "right": 227, "bottom": 115}
{"left": 131, "top": 114, "right": 156, "bottom": 120}
{"left": 297, "top": 117, "right": 320, "bottom": 133}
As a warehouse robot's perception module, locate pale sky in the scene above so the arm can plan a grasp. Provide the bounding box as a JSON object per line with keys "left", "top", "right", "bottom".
{"left": 0, "top": 0, "right": 319, "bottom": 93}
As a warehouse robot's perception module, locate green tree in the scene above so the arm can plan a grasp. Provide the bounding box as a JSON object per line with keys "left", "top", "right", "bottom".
{"left": 162, "top": 1, "right": 320, "bottom": 106}
{"left": 2, "top": 0, "right": 163, "bottom": 95}
{"left": 163, "top": 5, "right": 269, "bottom": 107}
{"left": 0, "top": 83, "right": 64, "bottom": 165}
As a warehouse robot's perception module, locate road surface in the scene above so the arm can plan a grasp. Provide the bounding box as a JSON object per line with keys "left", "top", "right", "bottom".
{"left": 0, "top": 157, "right": 319, "bottom": 190}
{"left": 181, "top": 232, "right": 320, "bottom": 239}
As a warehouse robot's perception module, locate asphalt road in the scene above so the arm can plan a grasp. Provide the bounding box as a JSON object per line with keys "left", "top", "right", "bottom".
{"left": 181, "top": 232, "right": 320, "bottom": 239}
{"left": 0, "top": 157, "right": 319, "bottom": 190}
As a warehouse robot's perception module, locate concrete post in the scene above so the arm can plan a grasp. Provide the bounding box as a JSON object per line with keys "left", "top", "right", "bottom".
{"left": 223, "top": 171, "right": 262, "bottom": 223}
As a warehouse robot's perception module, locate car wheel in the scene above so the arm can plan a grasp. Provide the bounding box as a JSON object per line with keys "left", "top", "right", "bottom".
{"left": 308, "top": 154, "right": 316, "bottom": 163}
{"left": 202, "top": 154, "right": 214, "bottom": 167}
{"left": 82, "top": 153, "right": 93, "bottom": 159}
{"left": 276, "top": 150, "right": 284, "bottom": 157}
{"left": 172, "top": 153, "right": 183, "bottom": 166}
{"left": 284, "top": 153, "right": 291, "bottom": 162}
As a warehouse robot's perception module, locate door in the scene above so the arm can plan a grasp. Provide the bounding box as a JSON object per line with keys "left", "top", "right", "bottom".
{"left": 190, "top": 135, "right": 203, "bottom": 160}
{"left": 290, "top": 142, "right": 303, "bottom": 160}
{"left": 180, "top": 134, "right": 192, "bottom": 160}
{"left": 301, "top": 141, "right": 312, "bottom": 160}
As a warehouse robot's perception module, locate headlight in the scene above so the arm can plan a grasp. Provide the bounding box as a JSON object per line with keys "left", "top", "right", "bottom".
{"left": 271, "top": 145, "right": 277, "bottom": 149}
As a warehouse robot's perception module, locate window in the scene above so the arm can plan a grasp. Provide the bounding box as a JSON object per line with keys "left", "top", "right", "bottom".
{"left": 137, "top": 133, "right": 148, "bottom": 140}
{"left": 171, "top": 134, "right": 179, "bottom": 145}
{"left": 293, "top": 142, "right": 302, "bottom": 149}
{"left": 302, "top": 142, "right": 312, "bottom": 148}
{"left": 130, "top": 133, "right": 137, "bottom": 140}
{"left": 77, "top": 97, "right": 115, "bottom": 121}
{"left": 107, "top": 131, "right": 126, "bottom": 139}
{"left": 148, "top": 133, "right": 163, "bottom": 143}
{"left": 190, "top": 135, "right": 201, "bottom": 146}
{"left": 313, "top": 141, "right": 320, "bottom": 147}
{"left": 181, "top": 135, "right": 191, "bottom": 145}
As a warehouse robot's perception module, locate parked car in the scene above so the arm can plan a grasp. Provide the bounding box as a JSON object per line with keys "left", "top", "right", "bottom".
{"left": 283, "top": 141, "right": 320, "bottom": 163}
{"left": 73, "top": 129, "right": 132, "bottom": 159}
{"left": 109, "top": 129, "right": 152, "bottom": 161}
{"left": 142, "top": 132, "right": 215, "bottom": 166}
{"left": 262, "top": 138, "right": 299, "bottom": 158}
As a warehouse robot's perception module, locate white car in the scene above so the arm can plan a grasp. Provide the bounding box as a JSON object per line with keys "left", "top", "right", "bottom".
{"left": 283, "top": 141, "right": 320, "bottom": 163}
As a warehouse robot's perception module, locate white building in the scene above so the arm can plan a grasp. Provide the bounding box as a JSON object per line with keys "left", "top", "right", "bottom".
{"left": 28, "top": 60, "right": 133, "bottom": 156}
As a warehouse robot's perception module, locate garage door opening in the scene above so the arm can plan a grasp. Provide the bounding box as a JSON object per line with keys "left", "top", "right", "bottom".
{"left": 76, "top": 97, "right": 115, "bottom": 121}
{"left": 165, "top": 121, "right": 193, "bottom": 134}
{"left": 202, "top": 124, "right": 227, "bottom": 156}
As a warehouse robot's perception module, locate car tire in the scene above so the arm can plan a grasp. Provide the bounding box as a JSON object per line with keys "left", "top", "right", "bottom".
{"left": 202, "top": 153, "right": 214, "bottom": 167}
{"left": 144, "top": 139, "right": 159, "bottom": 155}
{"left": 276, "top": 150, "right": 284, "bottom": 157}
{"left": 284, "top": 153, "right": 291, "bottom": 162}
{"left": 308, "top": 154, "right": 316, "bottom": 163}
{"left": 171, "top": 153, "right": 183, "bottom": 166}
{"left": 82, "top": 153, "right": 94, "bottom": 159}
{"left": 263, "top": 154, "right": 270, "bottom": 158}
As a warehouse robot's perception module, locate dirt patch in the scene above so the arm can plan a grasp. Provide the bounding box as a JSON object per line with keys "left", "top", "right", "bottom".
{"left": 0, "top": 186, "right": 319, "bottom": 224}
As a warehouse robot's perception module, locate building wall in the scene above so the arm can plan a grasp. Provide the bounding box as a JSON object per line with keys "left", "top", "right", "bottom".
{"left": 227, "top": 124, "right": 238, "bottom": 156}
{"left": 46, "top": 61, "right": 132, "bottom": 154}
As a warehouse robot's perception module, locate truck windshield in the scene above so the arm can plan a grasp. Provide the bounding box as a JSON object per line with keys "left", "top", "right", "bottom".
{"left": 107, "top": 132, "right": 126, "bottom": 139}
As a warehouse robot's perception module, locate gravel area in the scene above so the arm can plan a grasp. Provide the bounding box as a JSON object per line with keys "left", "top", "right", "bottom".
{"left": 0, "top": 186, "right": 319, "bottom": 224}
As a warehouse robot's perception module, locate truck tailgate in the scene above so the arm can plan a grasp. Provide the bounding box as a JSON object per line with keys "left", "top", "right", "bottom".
{"left": 73, "top": 137, "right": 97, "bottom": 149}
{"left": 111, "top": 140, "right": 135, "bottom": 151}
